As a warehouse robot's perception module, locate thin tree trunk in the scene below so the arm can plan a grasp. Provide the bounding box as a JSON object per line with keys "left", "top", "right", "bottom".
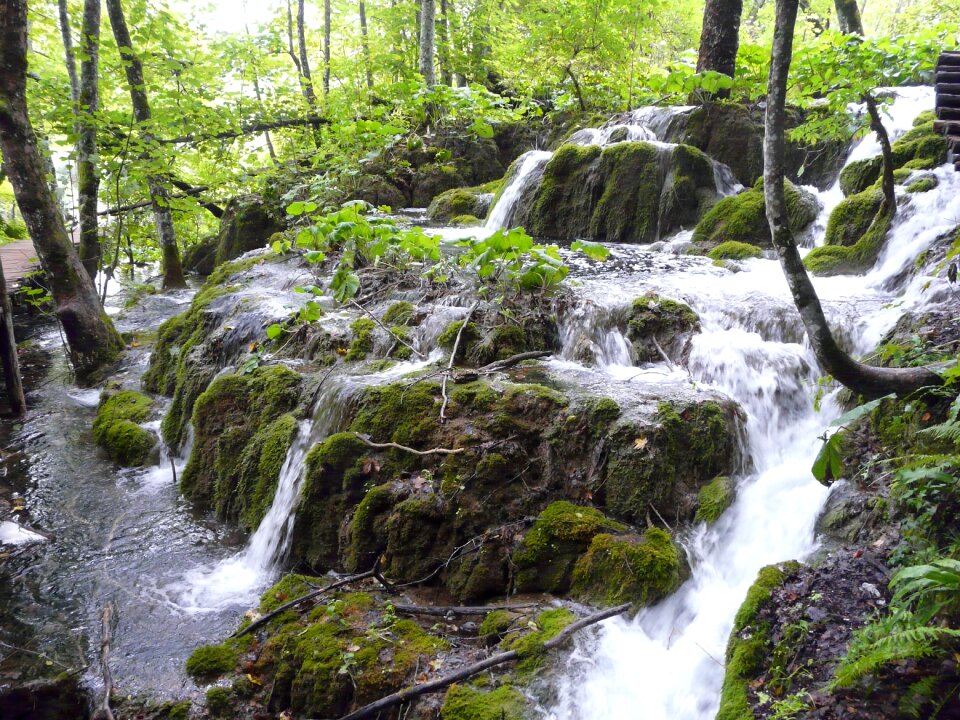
{"left": 77, "top": 0, "right": 103, "bottom": 279}
{"left": 0, "top": 256, "right": 26, "bottom": 416}
{"left": 0, "top": 0, "right": 123, "bottom": 381}
{"left": 695, "top": 0, "right": 744, "bottom": 100}
{"left": 323, "top": 0, "right": 331, "bottom": 96}
{"left": 419, "top": 0, "right": 436, "bottom": 86}
{"left": 244, "top": 23, "right": 278, "bottom": 164}
{"left": 297, "top": 0, "right": 318, "bottom": 107}
{"left": 565, "top": 65, "right": 588, "bottom": 112}
{"left": 57, "top": 0, "right": 80, "bottom": 106}
{"left": 438, "top": 0, "right": 452, "bottom": 86}
{"left": 763, "top": 0, "right": 940, "bottom": 399}
{"left": 359, "top": 0, "right": 374, "bottom": 91}
{"left": 104, "top": 0, "right": 185, "bottom": 288}
{"left": 834, "top": 0, "right": 864, "bottom": 33}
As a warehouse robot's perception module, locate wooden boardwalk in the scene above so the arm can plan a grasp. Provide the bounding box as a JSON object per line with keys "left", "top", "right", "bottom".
{"left": 935, "top": 51, "right": 960, "bottom": 172}
{"left": 0, "top": 239, "right": 38, "bottom": 291}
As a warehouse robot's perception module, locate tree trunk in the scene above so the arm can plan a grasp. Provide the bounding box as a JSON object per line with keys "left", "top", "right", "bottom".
{"left": 419, "top": 0, "right": 436, "bottom": 86}
{"left": 104, "top": 0, "right": 185, "bottom": 288}
{"left": 438, "top": 0, "right": 452, "bottom": 86}
{"left": 0, "top": 0, "right": 123, "bottom": 382}
{"left": 323, "top": 0, "right": 332, "bottom": 96}
{"left": 359, "top": 0, "right": 374, "bottom": 91}
{"left": 77, "top": 0, "right": 103, "bottom": 279}
{"left": 695, "top": 0, "right": 744, "bottom": 100}
{"left": 297, "top": 0, "right": 318, "bottom": 107}
{"left": 244, "top": 22, "right": 278, "bottom": 164}
{"left": 763, "top": 0, "right": 940, "bottom": 400}
{"left": 57, "top": 0, "right": 80, "bottom": 106}
{"left": 834, "top": 0, "right": 864, "bottom": 33}
{"left": 0, "top": 256, "right": 26, "bottom": 416}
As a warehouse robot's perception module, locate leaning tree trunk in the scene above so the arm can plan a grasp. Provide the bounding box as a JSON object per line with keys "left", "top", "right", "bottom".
{"left": 694, "top": 0, "right": 744, "bottom": 100}
{"left": 763, "top": 0, "right": 940, "bottom": 399}
{"left": 105, "top": 0, "right": 185, "bottom": 288}
{"left": 77, "top": 0, "right": 103, "bottom": 279}
{"left": 0, "top": 0, "right": 123, "bottom": 381}
{"left": 419, "top": 0, "right": 436, "bottom": 86}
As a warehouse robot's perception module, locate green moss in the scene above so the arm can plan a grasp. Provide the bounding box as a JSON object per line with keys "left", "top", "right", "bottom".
{"left": 427, "top": 179, "right": 502, "bottom": 222}
{"left": 180, "top": 365, "right": 302, "bottom": 515}
{"left": 386, "top": 325, "right": 413, "bottom": 360}
{"left": 92, "top": 390, "right": 155, "bottom": 466}
{"left": 626, "top": 294, "right": 700, "bottom": 363}
{"left": 345, "top": 484, "right": 396, "bottom": 572}
{"left": 839, "top": 120, "right": 947, "bottom": 198}
{"left": 708, "top": 241, "right": 763, "bottom": 261}
{"left": 441, "top": 684, "right": 529, "bottom": 720}
{"left": 438, "top": 320, "right": 481, "bottom": 362}
{"left": 839, "top": 156, "right": 882, "bottom": 196}
{"left": 696, "top": 476, "right": 736, "bottom": 524}
{"left": 806, "top": 196, "right": 891, "bottom": 276}
{"left": 512, "top": 501, "right": 626, "bottom": 594}
{"left": 479, "top": 610, "right": 516, "bottom": 638}
{"left": 906, "top": 176, "right": 937, "bottom": 194}
{"left": 382, "top": 301, "right": 415, "bottom": 326}
{"left": 475, "top": 324, "right": 529, "bottom": 365}
{"left": 733, "top": 563, "right": 798, "bottom": 634}
{"left": 205, "top": 686, "right": 233, "bottom": 716}
{"left": 346, "top": 318, "right": 377, "bottom": 361}
{"left": 185, "top": 643, "right": 238, "bottom": 680}
{"left": 451, "top": 214, "right": 482, "bottom": 225}
{"left": 505, "top": 608, "right": 576, "bottom": 675}
{"left": 449, "top": 380, "right": 500, "bottom": 412}
{"left": 571, "top": 528, "right": 682, "bottom": 606}
{"left": 350, "top": 381, "right": 440, "bottom": 447}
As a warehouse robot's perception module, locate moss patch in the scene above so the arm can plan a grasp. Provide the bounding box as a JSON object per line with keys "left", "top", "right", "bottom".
{"left": 571, "top": 528, "right": 683, "bottom": 606}
{"left": 512, "top": 501, "right": 626, "bottom": 594}
{"left": 695, "top": 476, "right": 736, "bottom": 524}
{"left": 346, "top": 318, "right": 377, "bottom": 361}
{"left": 627, "top": 293, "right": 700, "bottom": 363}
{"left": 441, "top": 684, "right": 529, "bottom": 720}
{"left": 708, "top": 241, "right": 763, "bottom": 261}
{"left": 906, "top": 176, "right": 937, "bottom": 194}
{"left": 806, "top": 192, "right": 891, "bottom": 276}
{"left": 92, "top": 390, "right": 155, "bottom": 466}
{"left": 185, "top": 643, "right": 239, "bottom": 680}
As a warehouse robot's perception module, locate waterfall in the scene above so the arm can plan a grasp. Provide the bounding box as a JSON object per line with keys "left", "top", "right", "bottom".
{"left": 485, "top": 150, "right": 552, "bottom": 231}
{"left": 547, "top": 87, "right": 953, "bottom": 720}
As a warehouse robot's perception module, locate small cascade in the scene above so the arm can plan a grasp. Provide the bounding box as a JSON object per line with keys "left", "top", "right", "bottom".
{"left": 547, "top": 88, "right": 956, "bottom": 720}
{"left": 484, "top": 150, "right": 552, "bottom": 230}
{"left": 626, "top": 105, "right": 695, "bottom": 140}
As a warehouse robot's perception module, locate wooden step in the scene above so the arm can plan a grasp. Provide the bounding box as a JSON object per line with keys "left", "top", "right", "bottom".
{"left": 937, "top": 107, "right": 960, "bottom": 121}
{"left": 937, "top": 83, "right": 960, "bottom": 95}
{"left": 938, "top": 71, "right": 960, "bottom": 83}
{"left": 936, "top": 94, "right": 960, "bottom": 110}
{"left": 934, "top": 119, "right": 960, "bottom": 133}
{"left": 938, "top": 52, "right": 960, "bottom": 69}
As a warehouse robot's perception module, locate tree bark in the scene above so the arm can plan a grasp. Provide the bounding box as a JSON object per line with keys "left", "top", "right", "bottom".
{"left": 104, "top": 0, "right": 185, "bottom": 288}
{"left": 77, "top": 0, "right": 103, "bottom": 279}
{"left": 323, "top": 0, "right": 332, "bottom": 96}
{"left": 0, "top": 255, "right": 26, "bottom": 416}
{"left": 359, "top": 0, "right": 374, "bottom": 91}
{"left": 0, "top": 0, "right": 123, "bottom": 381}
{"left": 438, "top": 0, "right": 452, "bottom": 86}
{"left": 57, "top": 0, "right": 80, "bottom": 106}
{"left": 297, "top": 0, "right": 319, "bottom": 107}
{"left": 695, "top": 0, "right": 744, "bottom": 100}
{"left": 764, "top": 0, "right": 940, "bottom": 400}
{"left": 834, "top": 0, "right": 864, "bottom": 33}
{"left": 419, "top": 0, "right": 436, "bottom": 86}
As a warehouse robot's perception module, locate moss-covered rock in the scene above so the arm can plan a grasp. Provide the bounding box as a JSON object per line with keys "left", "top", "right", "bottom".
{"left": 517, "top": 142, "right": 717, "bottom": 244}
{"left": 441, "top": 685, "right": 530, "bottom": 720}
{"left": 512, "top": 501, "right": 627, "bottom": 594}
{"left": 805, "top": 189, "right": 890, "bottom": 276}
{"left": 427, "top": 179, "right": 502, "bottom": 223}
{"left": 182, "top": 234, "right": 219, "bottom": 275}
{"left": 716, "top": 563, "right": 801, "bottom": 720}
{"left": 708, "top": 241, "right": 763, "bottom": 261}
{"left": 214, "top": 195, "right": 283, "bottom": 266}
{"left": 92, "top": 390, "right": 155, "bottom": 466}
{"left": 626, "top": 293, "right": 700, "bottom": 364}
{"left": 571, "top": 528, "right": 683, "bottom": 606}
{"left": 691, "top": 180, "right": 819, "bottom": 252}
{"left": 345, "top": 318, "right": 377, "bottom": 361}
{"left": 695, "top": 476, "right": 736, "bottom": 524}
{"left": 185, "top": 643, "right": 239, "bottom": 680}
{"left": 180, "top": 365, "right": 302, "bottom": 521}
{"left": 906, "top": 175, "right": 938, "bottom": 194}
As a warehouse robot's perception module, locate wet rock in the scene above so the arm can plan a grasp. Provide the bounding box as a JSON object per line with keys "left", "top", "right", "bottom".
{"left": 427, "top": 180, "right": 501, "bottom": 223}
{"left": 0, "top": 677, "right": 91, "bottom": 720}
{"left": 92, "top": 389, "right": 156, "bottom": 467}
{"left": 626, "top": 293, "right": 701, "bottom": 365}
{"left": 214, "top": 195, "right": 284, "bottom": 266}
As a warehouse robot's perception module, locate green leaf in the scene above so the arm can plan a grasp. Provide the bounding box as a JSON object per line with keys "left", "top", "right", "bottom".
{"left": 830, "top": 394, "right": 896, "bottom": 429}
{"left": 811, "top": 432, "right": 845, "bottom": 483}
{"left": 266, "top": 324, "right": 283, "bottom": 340}
{"left": 571, "top": 240, "right": 611, "bottom": 261}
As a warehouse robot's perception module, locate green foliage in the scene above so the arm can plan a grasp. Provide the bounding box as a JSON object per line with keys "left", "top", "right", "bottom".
{"left": 811, "top": 394, "right": 896, "bottom": 484}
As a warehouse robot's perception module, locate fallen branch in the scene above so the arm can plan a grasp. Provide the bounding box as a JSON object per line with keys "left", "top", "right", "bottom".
{"left": 330, "top": 603, "right": 631, "bottom": 720}
{"left": 92, "top": 603, "right": 115, "bottom": 720}
{"left": 348, "top": 299, "right": 424, "bottom": 359}
{"left": 233, "top": 570, "right": 375, "bottom": 638}
{"left": 650, "top": 335, "right": 675, "bottom": 371}
{"left": 441, "top": 302, "right": 480, "bottom": 423}
{"left": 479, "top": 350, "right": 552, "bottom": 374}
{"left": 392, "top": 603, "right": 540, "bottom": 617}
{"left": 353, "top": 433, "right": 465, "bottom": 456}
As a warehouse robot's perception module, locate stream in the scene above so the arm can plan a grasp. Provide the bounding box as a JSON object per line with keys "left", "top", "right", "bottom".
{"left": 1, "top": 86, "right": 958, "bottom": 717}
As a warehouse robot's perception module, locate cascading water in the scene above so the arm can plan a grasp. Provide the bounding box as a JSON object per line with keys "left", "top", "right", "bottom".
{"left": 485, "top": 150, "right": 553, "bottom": 230}
{"left": 545, "top": 87, "right": 953, "bottom": 719}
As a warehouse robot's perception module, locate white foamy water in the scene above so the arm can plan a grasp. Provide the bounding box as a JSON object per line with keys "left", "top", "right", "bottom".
{"left": 545, "top": 88, "right": 953, "bottom": 720}
{"left": 485, "top": 150, "right": 553, "bottom": 231}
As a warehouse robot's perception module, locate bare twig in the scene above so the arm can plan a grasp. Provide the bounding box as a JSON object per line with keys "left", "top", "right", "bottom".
{"left": 650, "top": 335, "right": 675, "bottom": 371}
{"left": 353, "top": 433, "right": 465, "bottom": 456}
{"left": 479, "top": 350, "right": 552, "bottom": 374}
{"left": 233, "top": 570, "right": 376, "bottom": 638}
{"left": 92, "top": 604, "right": 115, "bottom": 720}
{"left": 441, "top": 302, "right": 479, "bottom": 423}
{"left": 648, "top": 502, "right": 673, "bottom": 532}
{"left": 392, "top": 603, "right": 540, "bottom": 617}
{"left": 348, "top": 299, "right": 425, "bottom": 359}
{"left": 329, "top": 603, "right": 631, "bottom": 720}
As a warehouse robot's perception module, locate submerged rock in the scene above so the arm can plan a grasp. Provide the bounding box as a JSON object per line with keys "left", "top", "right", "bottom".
{"left": 92, "top": 389, "right": 156, "bottom": 467}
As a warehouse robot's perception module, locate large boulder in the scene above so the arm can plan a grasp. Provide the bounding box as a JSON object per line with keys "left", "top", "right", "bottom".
{"left": 214, "top": 195, "right": 284, "bottom": 266}
{"left": 515, "top": 141, "right": 718, "bottom": 244}
{"left": 427, "top": 179, "right": 503, "bottom": 223}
